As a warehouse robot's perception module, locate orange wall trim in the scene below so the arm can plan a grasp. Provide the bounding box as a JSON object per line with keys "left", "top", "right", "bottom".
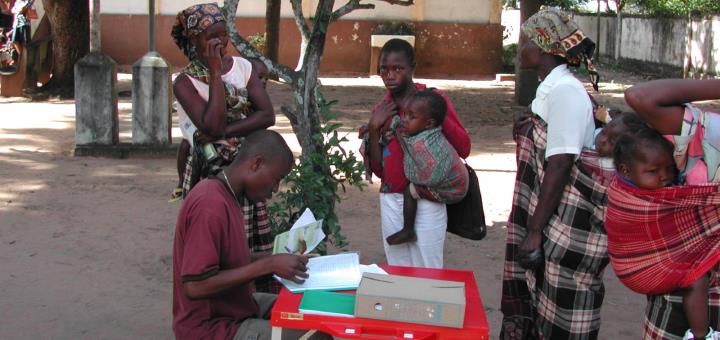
{"left": 101, "top": 15, "right": 502, "bottom": 78}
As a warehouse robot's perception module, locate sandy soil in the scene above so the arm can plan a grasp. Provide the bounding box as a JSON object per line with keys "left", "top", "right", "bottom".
{"left": 2, "top": 69, "right": 719, "bottom": 339}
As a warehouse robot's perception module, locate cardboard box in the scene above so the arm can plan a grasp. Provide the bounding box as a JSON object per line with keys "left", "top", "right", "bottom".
{"left": 354, "top": 273, "right": 466, "bottom": 328}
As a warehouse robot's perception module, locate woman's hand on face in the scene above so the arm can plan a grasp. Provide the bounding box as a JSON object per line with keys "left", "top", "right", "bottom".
{"left": 204, "top": 38, "right": 225, "bottom": 74}
{"left": 369, "top": 99, "right": 397, "bottom": 130}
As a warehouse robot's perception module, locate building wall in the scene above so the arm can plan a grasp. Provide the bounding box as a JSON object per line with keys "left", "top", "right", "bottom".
{"left": 101, "top": 0, "right": 500, "bottom": 24}
{"left": 100, "top": 0, "right": 502, "bottom": 78}
{"left": 572, "top": 13, "right": 720, "bottom": 77}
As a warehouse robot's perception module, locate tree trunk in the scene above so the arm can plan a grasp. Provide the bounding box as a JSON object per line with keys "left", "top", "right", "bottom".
{"left": 265, "top": 0, "right": 280, "bottom": 63}
{"left": 41, "top": 0, "right": 89, "bottom": 98}
{"left": 514, "top": 0, "right": 540, "bottom": 106}
{"left": 290, "top": 0, "right": 334, "bottom": 156}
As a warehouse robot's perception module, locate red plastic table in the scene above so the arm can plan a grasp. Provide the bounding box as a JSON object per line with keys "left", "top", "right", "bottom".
{"left": 270, "top": 265, "right": 489, "bottom": 340}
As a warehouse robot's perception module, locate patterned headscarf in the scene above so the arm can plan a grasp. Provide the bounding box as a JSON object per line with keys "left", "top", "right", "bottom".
{"left": 171, "top": 3, "right": 226, "bottom": 60}
{"left": 522, "top": 8, "right": 600, "bottom": 91}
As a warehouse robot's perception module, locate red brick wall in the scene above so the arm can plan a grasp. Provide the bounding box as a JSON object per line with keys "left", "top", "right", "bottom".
{"left": 101, "top": 15, "right": 501, "bottom": 78}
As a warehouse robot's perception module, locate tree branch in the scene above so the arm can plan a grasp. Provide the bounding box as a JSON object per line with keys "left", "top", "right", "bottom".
{"left": 222, "top": 0, "right": 296, "bottom": 83}
{"left": 290, "top": 0, "right": 311, "bottom": 40}
{"left": 281, "top": 105, "right": 299, "bottom": 126}
{"left": 331, "top": 0, "right": 373, "bottom": 21}
{"left": 331, "top": 0, "right": 414, "bottom": 22}
{"left": 378, "top": 0, "right": 414, "bottom": 6}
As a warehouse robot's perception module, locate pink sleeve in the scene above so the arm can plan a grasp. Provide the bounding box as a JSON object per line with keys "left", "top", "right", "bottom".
{"left": 438, "top": 91, "right": 471, "bottom": 158}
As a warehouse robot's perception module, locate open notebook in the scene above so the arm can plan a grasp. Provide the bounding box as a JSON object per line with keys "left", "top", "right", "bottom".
{"left": 274, "top": 252, "right": 361, "bottom": 293}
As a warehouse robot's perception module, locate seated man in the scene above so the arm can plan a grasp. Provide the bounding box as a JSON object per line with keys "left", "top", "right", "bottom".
{"left": 172, "top": 130, "right": 330, "bottom": 340}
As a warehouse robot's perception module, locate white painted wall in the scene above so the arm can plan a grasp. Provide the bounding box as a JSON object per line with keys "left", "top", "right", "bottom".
{"left": 573, "top": 13, "right": 720, "bottom": 76}
{"left": 101, "top": 0, "right": 500, "bottom": 24}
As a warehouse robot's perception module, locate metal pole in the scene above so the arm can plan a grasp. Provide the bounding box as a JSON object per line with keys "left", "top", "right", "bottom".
{"left": 89, "top": 0, "right": 101, "bottom": 53}
{"left": 148, "top": 0, "right": 156, "bottom": 52}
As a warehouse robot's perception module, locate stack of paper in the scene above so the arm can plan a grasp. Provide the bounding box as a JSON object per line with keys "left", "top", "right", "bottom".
{"left": 273, "top": 209, "right": 325, "bottom": 255}
{"left": 298, "top": 290, "right": 355, "bottom": 318}
{"left": 275, "top": 252, "right": 362, "bottom": 293}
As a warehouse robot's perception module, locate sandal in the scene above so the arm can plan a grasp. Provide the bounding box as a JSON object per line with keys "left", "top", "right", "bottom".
{"left": 168, "top": 187, "right": 184, "bottom": 203}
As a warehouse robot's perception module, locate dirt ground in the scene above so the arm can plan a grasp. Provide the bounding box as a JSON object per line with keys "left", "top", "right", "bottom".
{"left": 2, "top": 68, "right": 719, "bottom": 339}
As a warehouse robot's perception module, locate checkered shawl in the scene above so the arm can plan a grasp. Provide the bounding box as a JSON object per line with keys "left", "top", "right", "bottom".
{"left": 606, "top": 177, "right": 720, "bottom": 295}
{"left": 644, "top": 268, "right": 720, "bottom": 340}
{"left": 500, "top": 116, "right": 614, "bottom": 340}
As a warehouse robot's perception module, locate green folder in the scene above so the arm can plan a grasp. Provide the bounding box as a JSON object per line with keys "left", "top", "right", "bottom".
{"left": 298, "top": 290, "right": 356, "bottom": 318}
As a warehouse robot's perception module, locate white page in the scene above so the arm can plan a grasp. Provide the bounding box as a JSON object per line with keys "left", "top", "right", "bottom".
{"left": 276, "top": 253, "right": 361, "bottom": 293}
{"left": 272, "top": 209, "right": 326, "bottom": 255}
{"left": 291, "top": 208, "right": 316, "bottom": 230}
{"left": 359, "top": 264, "right": 388, "bottom": 275}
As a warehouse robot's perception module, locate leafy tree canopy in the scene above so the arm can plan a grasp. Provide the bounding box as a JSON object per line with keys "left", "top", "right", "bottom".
{"left": 628, "top": 0, "right": 720, "bottom": 16}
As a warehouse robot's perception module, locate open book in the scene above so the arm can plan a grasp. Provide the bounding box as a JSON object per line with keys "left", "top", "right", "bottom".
{"left": 275, "top": 252, "right": 362, "bottom": 293}
{"left": 272, "top": 209, "right": 325, "bottom": 255}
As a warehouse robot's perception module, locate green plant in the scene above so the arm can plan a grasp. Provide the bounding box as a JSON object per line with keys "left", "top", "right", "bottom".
{"left": 247, "top": 32, "right": 267, "bottom": 53}
{"left": 268, "top": 96, "right": 366, "bottom": 252}
{"left": 631, "top": 0, "right": 720, "bottom": 16}
{"left": 501, "top": 43, "right": 518, "bottom": 73}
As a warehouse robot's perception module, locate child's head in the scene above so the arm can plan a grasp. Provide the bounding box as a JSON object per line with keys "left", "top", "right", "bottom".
{"left": 595, "top": 111, "right": 647, "bottom": 157}
{"left": 400, "top": 90, "right": 447, "bottom": 136}
{"left": 613, "top": 127, "right": 676, "bottom": 189}
{"left": 378, "top": 39, "right": 415, "bottom": 94}
{"left": 248, "top": 58, "right": 269, "bottom": 89}
{"left": 229, "top": 130, "right": 294, "bottom": 203}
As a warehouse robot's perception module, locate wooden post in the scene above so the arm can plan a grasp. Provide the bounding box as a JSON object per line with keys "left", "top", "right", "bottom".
{"left": 514, "top": 0, "right": 541, "bottom": 106}
{"left": 595, "top": 0, "right": 601, "bottom": 62}
{"left": 265, "top": 0, "right": 280, "bottom": 63}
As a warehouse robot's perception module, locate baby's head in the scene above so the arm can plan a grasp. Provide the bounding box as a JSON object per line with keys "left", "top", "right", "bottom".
{"left": 247, "top": 58, "right": 269, "bottom": 89}
{"left": 613, "top": 127, "right": 676, "bottom": 189}
{"left": 595, "top": 112, "right": 647, "bottom": 157}
{"left": 400, "top": 90, "right": 446, "bottom": 136}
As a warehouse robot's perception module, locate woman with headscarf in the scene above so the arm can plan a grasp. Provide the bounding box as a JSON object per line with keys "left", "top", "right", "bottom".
{"left": 500, "top": 9, "right": 615, "bottom": 339}
{"left": 170, "top": 3, "right": 278, "bottom": 293}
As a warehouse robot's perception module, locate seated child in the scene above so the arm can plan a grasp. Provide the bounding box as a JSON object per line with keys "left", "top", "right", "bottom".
{"left": 612, "top": 128, "right": 720, "bottom": 340}
{"left": 385, "top": 90, "right": 469, "bottom": 245}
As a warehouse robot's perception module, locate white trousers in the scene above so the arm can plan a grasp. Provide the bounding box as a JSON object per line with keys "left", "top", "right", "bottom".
{"left": 380, "top": 193, "right": 447, "bottom": 269}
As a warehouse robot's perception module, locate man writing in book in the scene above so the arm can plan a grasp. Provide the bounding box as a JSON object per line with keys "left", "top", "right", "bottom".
{"left": 172, "top": 130, "right": 331, "bottom": 340}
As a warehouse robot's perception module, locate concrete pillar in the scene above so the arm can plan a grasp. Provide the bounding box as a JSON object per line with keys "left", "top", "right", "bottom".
{"left": 74, "top": 0, "right": 119, "bottom": 146}
{"left": 132, "top": 52, "right": 171, "bottom": 144}
{"left": 131, "top": 0, "right": 172, "bottom": 145}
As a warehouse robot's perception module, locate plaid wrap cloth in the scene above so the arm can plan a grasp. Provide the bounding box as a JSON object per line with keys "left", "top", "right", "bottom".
{"left": 606, "top": 178, "right": 720, "bottom": 295}
{"left": 397, "top": 120, "right": 469, "bottom": 204}
{"left": 643, "top": 269, "right": 720, "bottom": 340}
{"left": 500, "top": 116, "right": 614, "bottom": 340}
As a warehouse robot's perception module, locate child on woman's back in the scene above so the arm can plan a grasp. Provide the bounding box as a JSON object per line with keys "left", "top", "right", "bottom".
{"left": 386, "top": 90, "right": 469, "bottom": 245}
{"left": 613, "top": 128, "right": 720, "bottom": 340}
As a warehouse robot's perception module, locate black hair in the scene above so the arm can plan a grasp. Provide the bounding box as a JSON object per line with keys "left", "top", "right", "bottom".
{"left": 413, "top": 90, "right": 447, "bottom": 126}
{"left": 379, "top": 38, "right": 415, "bottom": 67}
{"left": 612, "top": 111, "right": 648, "bottom": 132}
{"left": 232, "top": 130, "right": 293, "bottom": 166}
{"left": 612, "top": 126, "right": 674, "bottom": 171}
